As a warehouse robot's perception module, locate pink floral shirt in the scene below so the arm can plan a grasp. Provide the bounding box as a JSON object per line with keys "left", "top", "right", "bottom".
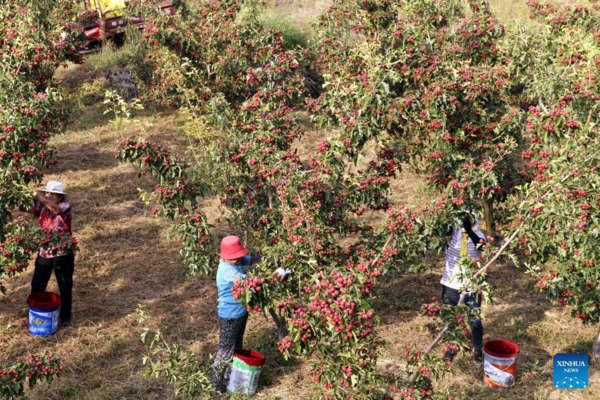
{"left": 33, "top": 202, "right": 72, "bottom": 258}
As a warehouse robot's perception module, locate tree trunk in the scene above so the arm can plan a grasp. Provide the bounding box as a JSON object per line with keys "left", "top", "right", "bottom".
{"left": 593, "top": 324, "right": 600, "bottom": 360}
{"left": 268, "top": 308, "right": 288, "bottom": 341}
{"left": 482, "top": 197, "right": 494, "bottom": 238}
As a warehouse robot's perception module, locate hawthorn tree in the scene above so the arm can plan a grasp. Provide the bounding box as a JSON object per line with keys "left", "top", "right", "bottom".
{"left": 409, "top": 0, "right": 600, "bottom": 385}
{"left": 310, "top": 0, "right": 528, "bottom": 237}
{"left": 507, "top": 0, "right": 600, "bottom": 353}
{"left": 0, "top": 351, "right": 65, "bottom": 399}
{"left": 0, "top": 0, "right": 84, "bottom": 395}
{"left": 0, "top": 0, "right": 86, "bottom": 292}
{"left": 121, "top": 1, "right": 471, "bottom": 398}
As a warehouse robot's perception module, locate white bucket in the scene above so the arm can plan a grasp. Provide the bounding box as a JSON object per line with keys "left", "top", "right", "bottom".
{"left": 483, "top": 340, "right": 520, "bottom": 391}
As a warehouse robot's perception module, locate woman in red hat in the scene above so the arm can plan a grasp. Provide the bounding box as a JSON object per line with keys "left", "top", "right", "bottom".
{"left": 211, "top": 235, "right": 253, "bottom": 392}
{"left": 211, "top": 236, "right": 291, "bottom": 392}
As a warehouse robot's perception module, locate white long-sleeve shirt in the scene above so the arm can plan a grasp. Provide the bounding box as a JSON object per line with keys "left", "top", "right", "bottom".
{"left": 440, "top": 222, "right": 486, "bottom": 290}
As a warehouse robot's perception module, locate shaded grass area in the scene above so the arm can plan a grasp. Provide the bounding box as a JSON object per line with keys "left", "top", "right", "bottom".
{"left": 375, "top": 263, "right": 600, "bottom": 399}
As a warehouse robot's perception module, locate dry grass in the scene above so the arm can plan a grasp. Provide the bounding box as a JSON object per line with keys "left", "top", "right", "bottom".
{"left": 375, "top": 266, "right": 600, "bottom": 399}
{"left": 489, "top": 0, "right": 600, "bottom": 23}
{"left": 266, "top": 1, "right": 331, "bottom": 40}
{"left": 489, "top": 0, "right": 532, "bottom": 22}
{"left": 1, "top": 1, "right": 600, "bottom": 398}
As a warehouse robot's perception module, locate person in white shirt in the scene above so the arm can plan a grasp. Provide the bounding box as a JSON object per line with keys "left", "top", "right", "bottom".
{"left": 440, "top": 214, "right": 486, "bottom": 364}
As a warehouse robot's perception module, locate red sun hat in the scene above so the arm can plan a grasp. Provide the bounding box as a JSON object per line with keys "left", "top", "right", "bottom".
{"left": 220, "top": 236, "right": 248, "bottom": 259}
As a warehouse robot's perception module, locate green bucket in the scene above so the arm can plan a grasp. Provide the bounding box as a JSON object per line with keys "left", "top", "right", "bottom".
{"left": 226, "top": 349, "right": 266, "bottom": 396}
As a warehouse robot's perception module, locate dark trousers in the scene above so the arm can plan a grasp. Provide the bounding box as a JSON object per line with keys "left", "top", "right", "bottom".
{"left": 211, "top": 314, "right": 249, "bottom": 392}
{"left": 31, "top": 254, "right": 75, "bottom": 323}
{"left": 442, "top": 285, "right": 483, "bottom": 350}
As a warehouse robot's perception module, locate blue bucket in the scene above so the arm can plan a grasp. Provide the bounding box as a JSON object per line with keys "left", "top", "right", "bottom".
{"left": 27, "top": 292, "right": 61, "bottom": 336}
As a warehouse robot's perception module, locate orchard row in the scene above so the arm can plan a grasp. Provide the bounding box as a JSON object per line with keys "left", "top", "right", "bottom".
{"left": 0, "top": 0, "right": 89, "bottom": 395}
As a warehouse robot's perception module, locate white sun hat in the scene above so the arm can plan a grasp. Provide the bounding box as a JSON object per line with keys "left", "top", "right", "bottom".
{"left": 42, "top": 180, "right": 67, "bottom": 195}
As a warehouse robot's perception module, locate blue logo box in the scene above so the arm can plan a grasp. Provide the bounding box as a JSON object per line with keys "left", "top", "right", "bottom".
{"left": 553, "top": 353, "right": 588, "bottom": 389}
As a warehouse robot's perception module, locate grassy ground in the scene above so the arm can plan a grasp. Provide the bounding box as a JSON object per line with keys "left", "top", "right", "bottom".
{"left": 1, "top": 1, "right": 599, "bottom": 399}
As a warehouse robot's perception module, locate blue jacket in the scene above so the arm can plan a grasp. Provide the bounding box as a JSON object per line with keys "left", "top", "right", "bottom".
{"left": 216, "top": 256, "right": 251, "bottom": 318}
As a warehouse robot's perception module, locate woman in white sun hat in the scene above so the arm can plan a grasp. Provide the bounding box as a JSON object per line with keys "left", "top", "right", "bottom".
{"left": 20, "top": 180, "right": 75, "bottom": 325}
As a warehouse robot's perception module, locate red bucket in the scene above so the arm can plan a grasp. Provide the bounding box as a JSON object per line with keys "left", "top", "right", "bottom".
{"left": 483, "top": 340, "right": 520, "bottom": 391}
{"left": 233, "top": 349, "right": 266, "bottom": 367}
{"left": 227, "top": 350, "right": 265, "bottom": 395}
{"left": 27, "top": 291, "right": 61, "bottom": 309}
